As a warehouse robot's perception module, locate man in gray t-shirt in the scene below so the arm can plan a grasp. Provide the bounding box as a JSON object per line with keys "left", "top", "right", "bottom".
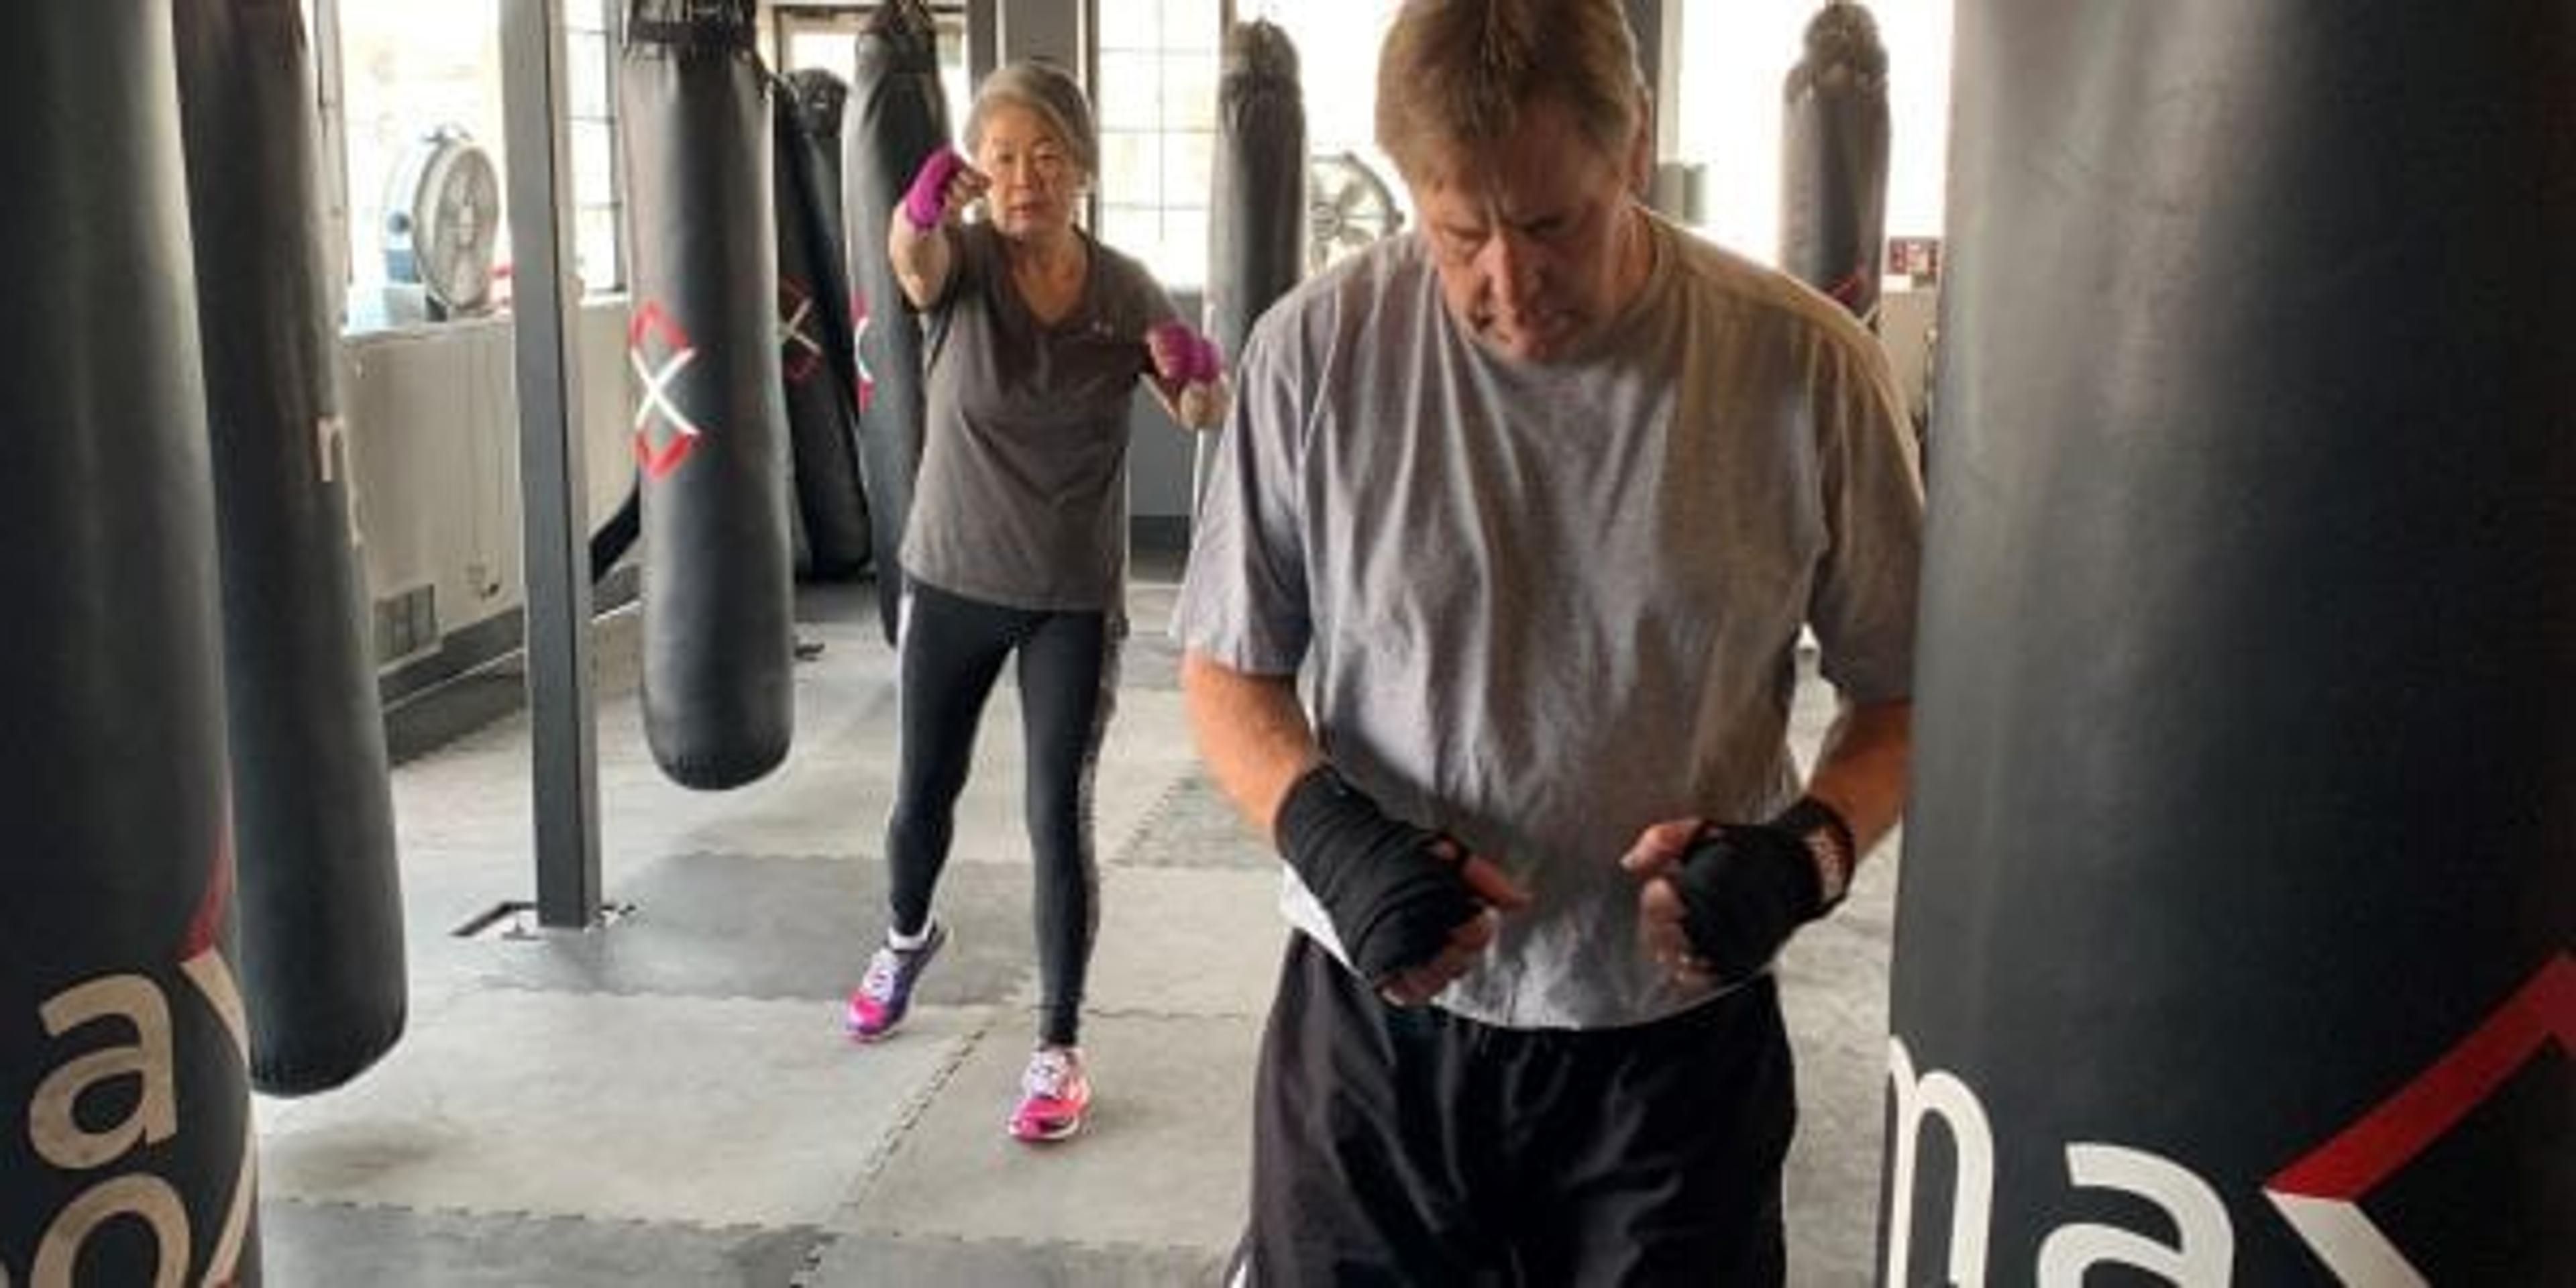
{"left": 1172, "top": 2, "right": 1921, "bottom": 1281}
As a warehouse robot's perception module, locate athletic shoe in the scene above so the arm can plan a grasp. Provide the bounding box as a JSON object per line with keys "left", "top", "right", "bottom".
{"left": 844, "top": 920, "right": 947, "bottom": 1041}
{"left": 1007, "top": 1046, "right": 1091, "bottom": 1142}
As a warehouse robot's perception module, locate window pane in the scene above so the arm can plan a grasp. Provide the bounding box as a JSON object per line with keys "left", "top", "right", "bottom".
{"left": 787, "top": 29, "right": 852, "bottom": 77}
{"left": 1101, "top": 205, "right": 1161, "bottom": 263}
{"left": 564, "top": 0, "right": 612, "bottom": 35}
{"left": 1158, "top": 0, "right": 1221, "bottom": 51}
{"left": 1258, "top": 2, "right": 1411, "bottom": 227}
{"left": 1680, "top": 0, "right": 1952, "bottom": 262}
{"left": 1095, "top": 51, "right": 1159, "bottom": 129}
{"left": 571, "top": 121, "right": 615, "bottom": 206}
{"left": 576, "top": 205, "right": 620, "bottom": 294}
{"left": 1164, "top": 131, "right": 1212, "bottom": 209}
{"left": 1097, "top": 0, "right": 1159, "bottom": 51}
{"left": 1099, "top": 130, "right": 1159, "bottom": 206}
{"left": 1157, "top": 205, "right": 1209, "bottom": 287}
{"left": 1163, "top": 52, "right": 1218, "bottom": 133}
{"left": 567, "top": 30, "right": 610, "bottom": 120}
{"left": 340, "top": 0, "right": 510, "bottom": 287}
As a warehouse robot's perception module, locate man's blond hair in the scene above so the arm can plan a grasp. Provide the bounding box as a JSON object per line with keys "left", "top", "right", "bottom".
{"left": 1374, "top": 0, "right": 1644, "bottom": 185}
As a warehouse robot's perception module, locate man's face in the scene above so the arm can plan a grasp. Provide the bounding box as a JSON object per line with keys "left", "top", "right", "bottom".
{"left": 1409, "top": 97, "right": 1648, "bottom": 363}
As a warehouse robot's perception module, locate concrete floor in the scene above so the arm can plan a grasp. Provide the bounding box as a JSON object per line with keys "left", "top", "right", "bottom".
{"left": 254, "top": 554, "right": 1899, "bottom": 1285}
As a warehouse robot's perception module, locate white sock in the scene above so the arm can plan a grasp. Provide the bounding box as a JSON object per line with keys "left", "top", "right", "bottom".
{"left": 887, "top": 920, "right": 933, "bottom": 951}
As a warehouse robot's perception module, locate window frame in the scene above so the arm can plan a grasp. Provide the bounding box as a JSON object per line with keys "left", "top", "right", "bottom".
{"left": 314, "top": 0, "right": 629, "bottom": 326}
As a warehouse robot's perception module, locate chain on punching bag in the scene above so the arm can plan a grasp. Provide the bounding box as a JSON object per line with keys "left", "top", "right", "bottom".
{"left": 1, "top": 7, "right": 260, "bottom": 1284}
{"left": 174, "top": 0, "right": 407, "bottom": 1099}
{"left": 1883, "top": 3, "right": 2574, "bottom": 1283}
{"left": 623, "top": 0, "right": 795, "bottom": 789}
{"left": 1197, "top": 19, "right": 1305, "bottom": 513}
{"left": 843, "top": 0, "right": 953, "bottom": 644}
{"left": 774, "top": 68, "right": 872, "bottom": 578}
{"left": 1778, "top": 1, "right": 1889, "bottom": 325}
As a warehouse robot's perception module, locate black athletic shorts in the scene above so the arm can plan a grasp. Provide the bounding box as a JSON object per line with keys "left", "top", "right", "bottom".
{"left": 1237, "top": 934, "right": 1796, "bottom": 1286}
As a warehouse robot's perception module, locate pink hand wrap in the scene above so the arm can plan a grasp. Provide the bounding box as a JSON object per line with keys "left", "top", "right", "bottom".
{"left": 1148, "top": 321, "right": 1223, "bottom": 384}
{"left": 901, "top": 147, "right": 966, "bottom": 231}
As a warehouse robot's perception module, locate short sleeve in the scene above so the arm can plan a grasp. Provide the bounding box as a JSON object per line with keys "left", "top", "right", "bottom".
{"left": 1170, "top": 311, "right": 1312, "bottom": 675}
{"left": 1808, "top": 329, "right": 1925, "bottom": 703}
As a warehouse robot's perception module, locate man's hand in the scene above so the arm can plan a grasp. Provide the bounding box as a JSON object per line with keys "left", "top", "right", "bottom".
{"left": 1623, "top": 799, "right": 1851, "bottom": 987}
{"left": 1273, "top": 765, "right": 1529, "bottom": 1005}
{"left": 1374, "top": 845, "right": 1531, "bottom": 1005}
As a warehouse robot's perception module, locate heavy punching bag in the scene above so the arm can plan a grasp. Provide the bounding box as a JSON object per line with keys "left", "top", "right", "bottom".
{"left": 174, "top": 0, "right": 407, "bottom": 1099}
{"left": 773, "top": 67, "right": 872, "bottom": 578}
{"left": 624, "top": 0, "right": 795, "bottom": 789}
{"left": 1778, "top": 1, "right": 1888, "bottom": 325}
{"left": 843, "top": 0, "right": 952, "bottom": 643}
{"left": 1198, "top": 19, "right": 1305, "bottom": 510}
{"left": 1882, "top": 4, "right": 2574, "bottom": 1285}
{"left": 1, "top": 7, "right": 260, "bottom": 1283}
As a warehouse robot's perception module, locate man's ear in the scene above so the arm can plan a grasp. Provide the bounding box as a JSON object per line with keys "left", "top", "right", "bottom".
{"left": 1627, "top": 88, "right": 1655, "bottom": 197}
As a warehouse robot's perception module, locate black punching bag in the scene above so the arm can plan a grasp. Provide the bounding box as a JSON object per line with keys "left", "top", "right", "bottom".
{"left": 1, "top": 7, "right": 260, "bottom": 1284}
{"left": 1199, "top": 19, "right": 1305, "bottom": 507}
{"left": 174, "top": 0, "right": 407, "bottom": 1098}
{"left": 623, "top": 0, "right": 795, "bottom": 789}
{"left": 773, "top": 67, "right": 872, "bottom": 578}
{"left": 843, "top": 0, "right": 952, "bottom": 643}
{"left": 1883, "top": 5, "right": 2574, "bottom": 1285}
{"left": 1778, "top": 1, "right": 1888, "bottom": 325}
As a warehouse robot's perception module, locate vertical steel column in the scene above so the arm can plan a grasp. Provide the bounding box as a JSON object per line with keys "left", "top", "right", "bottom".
{"left": 501, "top": 0, "right": 603, "bottom": 928}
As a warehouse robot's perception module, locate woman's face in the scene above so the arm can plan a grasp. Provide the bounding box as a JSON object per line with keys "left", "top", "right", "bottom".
{"left": 973, "top": 103, "right": 1084, "bottom": 240}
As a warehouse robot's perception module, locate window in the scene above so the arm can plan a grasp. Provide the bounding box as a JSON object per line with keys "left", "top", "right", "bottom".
{"left": 1254, "top": 1, "right": 1412, "bottom": 234}
{"left": 331, "top": 0, "right": 625, "bottom": 310}
{"left": 1094, "top": 0, "right": 1222, "bottom": 288}
{"left": 768, "top": 4, "right": 973, "bottom": 150}
{"left": 339, "top": 0, "right": 512, "bottom": 290}
{"left": 564, "top": 0, "right": 623, "bottom": 292}
{"left": 1678, "top": 0, "right": 1953, "bottom": 271}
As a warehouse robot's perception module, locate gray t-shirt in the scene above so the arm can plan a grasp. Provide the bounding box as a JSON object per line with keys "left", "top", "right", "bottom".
{"left": 1173, "top": 216, "right": 1924, "bottom": 1029}
{"left": 902, "top": 222, "right": 1177, "bottom": 611}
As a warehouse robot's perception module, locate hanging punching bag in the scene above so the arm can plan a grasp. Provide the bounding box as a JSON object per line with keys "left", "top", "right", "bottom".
{"left": 789, "top": 68, "right": 857, "bottom": 276}
{"left": 1, "top": 7, "right": 260, "bottom": 1283}
{"left": 173, "top": 0, "right": 407, "bottom": 1099}
{"left": 1883, "top": 4, "right": 2574, "bottom": 1285}
{"left": 773, "top": 67, "right": 872, "bottom": 579}
{"left": 1778, "top": 1, "right": 1888, "bottom": 325}
{"left": 623, "top": 0, "right": 794, "bottom": 789}
{"left": 843, "top": 0, "right": 953, "bottom": 644}
{"left": 1198, "top": 19, "right": 1305, "bottom": 511}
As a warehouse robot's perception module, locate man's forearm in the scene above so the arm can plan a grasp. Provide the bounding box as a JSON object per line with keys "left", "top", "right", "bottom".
{"left": 1180, "top": 649, "right": 1324, "bottom": 838}
{"left": 1803, "top": 698, "right": 1911, "bottom": 855}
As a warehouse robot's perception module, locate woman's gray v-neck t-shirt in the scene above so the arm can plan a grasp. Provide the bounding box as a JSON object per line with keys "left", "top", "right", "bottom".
{"left": 902, "top": 221, "right": 1178, "bottom": 612}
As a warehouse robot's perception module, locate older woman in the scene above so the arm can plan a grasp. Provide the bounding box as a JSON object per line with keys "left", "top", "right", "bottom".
{"left": 843, "top": 58, "right": 1224, "bottom": 1145}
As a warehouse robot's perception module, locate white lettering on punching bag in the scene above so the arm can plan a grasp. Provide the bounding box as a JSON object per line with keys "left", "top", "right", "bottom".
{"left": 19, "top": 975, "right": 190, "bottom": 1287}
{"left": 2037, "top": 1145, "right": 2234, "bottom": 1285}
{"left": 1884, "top": 1036, "right": 1996, "bottom": 1286}
{"left": 29, "top": 977, "right": 177, "bottom": 1169}
{"left": 31, "top": 1176, "right": 187, "bottom": 1288}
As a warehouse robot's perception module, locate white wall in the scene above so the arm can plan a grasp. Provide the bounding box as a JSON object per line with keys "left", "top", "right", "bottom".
{"left": 340, "top": 301, "right": 635, "bottom": 665}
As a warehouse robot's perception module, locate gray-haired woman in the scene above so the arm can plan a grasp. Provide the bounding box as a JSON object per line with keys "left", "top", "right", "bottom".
{"left": 843, "top": 58, "right": 1226, "bottom": 1146}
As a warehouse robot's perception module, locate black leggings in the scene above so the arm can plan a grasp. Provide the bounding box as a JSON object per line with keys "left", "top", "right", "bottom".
{"left": 884, "top": 580, "right": 1121, "bottom": 1047}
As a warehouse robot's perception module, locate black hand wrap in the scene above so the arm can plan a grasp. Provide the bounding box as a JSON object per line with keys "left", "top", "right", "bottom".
{"left": 1670, "top": 797, "right": 1854, "bottom": 983}
{"left": 1273, "top": 765, "right": 1483, "bottom": 985}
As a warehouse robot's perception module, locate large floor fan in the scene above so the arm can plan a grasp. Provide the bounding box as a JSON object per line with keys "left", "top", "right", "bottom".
{"left": 382, "top": 125, "right": 502, "bottom": 320}
{"left": 1306, "top": 149, "right": 1403, "bottom": 274}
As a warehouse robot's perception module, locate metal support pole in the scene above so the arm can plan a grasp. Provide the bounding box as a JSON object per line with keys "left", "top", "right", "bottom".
{"left": 500, "top": 0, "right": 603, "bottom": 928}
